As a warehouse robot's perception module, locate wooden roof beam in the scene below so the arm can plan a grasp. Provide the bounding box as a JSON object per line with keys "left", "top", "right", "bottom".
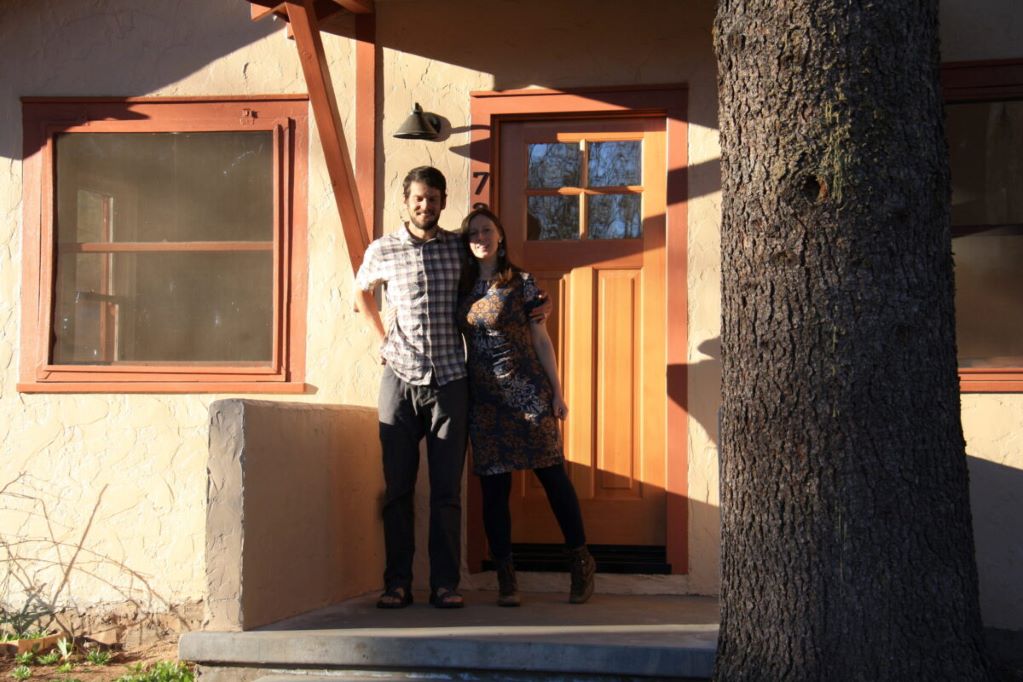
{"left": 248, "top": 0, "right": 373, "bottom": 22}
{"left": 335, "top": 0, "right": 374, "bottom": 13}
{"left": 249, "top": 1, "right": 287, "bottom": 21}
{"left": 284, "top": 0, "right": 370, "bottom": 271}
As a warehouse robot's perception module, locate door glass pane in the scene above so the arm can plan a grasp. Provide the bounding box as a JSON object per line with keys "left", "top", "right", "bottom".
{"left": 588, "top": 141, "right": 641, "bottom": 187}
{"left": 527, "top": 143, "right": 581, "bottom": 189}
{"left": 527, "top": 195, "right": 579, "bottom": 240}
{"left": 55, "top": 131, "right": 274, "bottom": 243}
{"left": 588, "top": 194, "right": 641, "bottom": 239}
{"left": 52, "top": 251, "right": 274, "bottom": 364}
{"left": 953, "top": 227, "right": 1023, "bottom": 368}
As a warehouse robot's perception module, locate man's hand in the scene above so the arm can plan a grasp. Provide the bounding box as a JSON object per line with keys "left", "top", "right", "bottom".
{"left": 529, "top": 292, "right": 553, "bottom": 324}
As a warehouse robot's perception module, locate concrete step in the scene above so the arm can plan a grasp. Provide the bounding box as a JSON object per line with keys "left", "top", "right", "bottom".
{"left": 180, "top": 591, "right": 719, "bottom": 682}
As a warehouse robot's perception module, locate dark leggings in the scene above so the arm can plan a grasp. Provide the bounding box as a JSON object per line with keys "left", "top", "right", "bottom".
{"left": 479, "top": 464, "right": 586, "bottom": 561}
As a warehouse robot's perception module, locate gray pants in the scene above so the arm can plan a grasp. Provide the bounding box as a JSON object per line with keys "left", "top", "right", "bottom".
{"left": 378, "top": 366, "right": 468, "bottom": 592}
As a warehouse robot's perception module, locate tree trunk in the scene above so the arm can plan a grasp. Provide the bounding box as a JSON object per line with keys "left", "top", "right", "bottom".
{"left": 713, "top": 1, "right": 988, "bottom": 679}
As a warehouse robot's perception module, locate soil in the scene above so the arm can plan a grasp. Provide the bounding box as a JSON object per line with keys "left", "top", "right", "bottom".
{"left": 0, "top": 637, "right": 183, "bottom": 682}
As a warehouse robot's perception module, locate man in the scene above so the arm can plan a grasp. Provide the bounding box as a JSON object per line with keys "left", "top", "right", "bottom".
{"left": 354, "top": 166, "right": 468, "bottom": 609}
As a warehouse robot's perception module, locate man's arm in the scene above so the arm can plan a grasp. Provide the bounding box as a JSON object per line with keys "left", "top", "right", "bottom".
{"left": 354, "top": 288, "right": 387, "bottom": 360}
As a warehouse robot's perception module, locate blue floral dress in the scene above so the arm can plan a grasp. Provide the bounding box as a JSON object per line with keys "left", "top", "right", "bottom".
{"left": 458, "top": 271, "right": 564, "bottom": 476}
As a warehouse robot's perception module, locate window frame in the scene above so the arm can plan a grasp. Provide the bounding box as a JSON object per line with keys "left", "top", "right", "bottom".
{"left": 942, "top": 59, "right": 1023, "bottom": 393}
{"left": 524, "top": 132, "right": 646, "bottom": 241}
{"left": 18, "top": 96, "right": 309, "bottom": 393}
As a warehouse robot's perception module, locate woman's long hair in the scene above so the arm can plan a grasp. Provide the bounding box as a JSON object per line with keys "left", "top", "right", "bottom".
{"left": 459, "top": 203, "right": 520, "bottom": 295}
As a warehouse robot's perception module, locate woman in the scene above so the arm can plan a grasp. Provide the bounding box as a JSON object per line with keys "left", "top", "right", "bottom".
{"left": 457, "top": 203, "right": 595, "bottom": 607}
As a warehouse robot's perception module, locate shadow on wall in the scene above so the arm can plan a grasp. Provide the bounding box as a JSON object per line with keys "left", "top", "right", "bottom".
{"left": 967, "top": 455, "right": 1023, "bottom": 634}
{"left": 206, "top": 400, "right": 383, "bottom": 631}
{"left": 0, "top": 0, "right": 278, "bottom": 161}
{"left": 669, "top": 338, "right": 1023, "bottom": 637}
{"left": 0, "top": 473, "right": 202, "bottom": 643}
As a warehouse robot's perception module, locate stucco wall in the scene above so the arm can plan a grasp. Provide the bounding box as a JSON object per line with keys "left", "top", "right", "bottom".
{"left": 0, "top": 0, "right": 1019, "bottom": 636}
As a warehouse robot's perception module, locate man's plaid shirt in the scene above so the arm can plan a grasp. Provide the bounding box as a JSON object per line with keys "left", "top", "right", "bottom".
{"left": 355, "top": 225, "right": 467, "bottom": 386}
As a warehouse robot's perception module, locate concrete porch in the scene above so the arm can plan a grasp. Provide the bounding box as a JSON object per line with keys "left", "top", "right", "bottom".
{"left": 179, "top": 590, "right": 719, "bottom": 681}
{"left": 191, "top": 401, "right": 718, "bottom": 679}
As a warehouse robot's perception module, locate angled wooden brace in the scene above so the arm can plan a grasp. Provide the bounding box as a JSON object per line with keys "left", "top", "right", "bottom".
{"left": 283, "top": 0, "right": 373, "bottom": 273}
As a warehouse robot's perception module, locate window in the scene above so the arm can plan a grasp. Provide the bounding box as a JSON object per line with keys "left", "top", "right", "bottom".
{"left": 19, "top": 97, "right": 308, "bottom": 393}
{"left": 943, "top": 60, "right": 1023, "bottom": 392}
{"left": 525, "top": 137, "right": 644, "bottom": 240}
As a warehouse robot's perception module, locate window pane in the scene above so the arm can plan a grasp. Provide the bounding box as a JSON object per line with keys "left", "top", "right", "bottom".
{"left": 947, "top": 101, "right": 1023, "bottom": 226}
{"left": 51, "top": 251, "right": 274, "bottom": 364}
{"left": 527, "top": 143, "right": 581, "bottom": 189}
{"left": 953, "top": 227, "right": 1023, "bottom": 367}
{"left": 588, "top": 141, "right": 642, "bottom": 187}
{"left": 527, "top": 195, "right": 579, "bottom": 240}
{"left": 587, "top": 194, "right": 642, "bottom": 239}
{"left": 55, "top": 132, "right": 274, "bottom": 243}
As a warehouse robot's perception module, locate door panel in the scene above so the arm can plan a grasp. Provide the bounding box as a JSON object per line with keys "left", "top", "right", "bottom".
{"left": 499, "top": 116, "right": 667, "bottom": 547}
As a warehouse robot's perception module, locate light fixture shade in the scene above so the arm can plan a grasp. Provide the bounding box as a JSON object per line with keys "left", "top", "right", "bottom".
{"left": 393, "top": 103, "right": 441, "bottom": 140}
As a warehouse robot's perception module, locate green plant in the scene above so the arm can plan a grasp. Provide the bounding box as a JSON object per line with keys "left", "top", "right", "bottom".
{"left": 85, "top": 649, "right": 112, "bottom": 666}
{"left": 55, "top": 637, "right": 73, "bottom": 661}
{"left": 9, "top": 665, "right": 30, "bottom": 680}
{"left": 14, "top": 652, "right": 34, "bottom": 666}
{"left": 56, "top": 662, "right": 74, "bottom": 674}
{"left": 1, "top": 602, "right": 53, "bottom": 641}
{"left": 115, "top": 660, "right": 194, "bottom": 682}
{"left": 35, "top": 650, "right": 59, "bottom": 665}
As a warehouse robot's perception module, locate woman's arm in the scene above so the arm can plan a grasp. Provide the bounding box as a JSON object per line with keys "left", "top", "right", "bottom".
{"left": 530, "top": 320, "right": 569, "bottom": 420}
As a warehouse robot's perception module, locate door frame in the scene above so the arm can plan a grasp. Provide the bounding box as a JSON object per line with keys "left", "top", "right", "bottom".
{"left": 467, "top": 84, "right": 690, "bottom": 574}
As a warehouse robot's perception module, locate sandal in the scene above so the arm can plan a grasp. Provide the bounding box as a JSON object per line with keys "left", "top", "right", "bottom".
{"left": 429, "top": 587, "right": 465, "bottom": 609}
{"left": 376, "top": 585, "right": 413, "bottom": 609}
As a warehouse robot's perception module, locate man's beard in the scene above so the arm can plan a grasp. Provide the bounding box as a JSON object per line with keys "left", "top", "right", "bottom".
{"left": 409, "top": 212, "right": 439, "bottom": 232}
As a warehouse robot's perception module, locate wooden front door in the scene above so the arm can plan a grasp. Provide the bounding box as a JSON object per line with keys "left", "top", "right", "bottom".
{"left": 498, "top": 116, "right": 668, "bottom": 546}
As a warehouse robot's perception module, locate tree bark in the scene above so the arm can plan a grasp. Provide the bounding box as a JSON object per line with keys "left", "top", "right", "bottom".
{"left": 713, "top": 1, "right": 988, "bottom": 679}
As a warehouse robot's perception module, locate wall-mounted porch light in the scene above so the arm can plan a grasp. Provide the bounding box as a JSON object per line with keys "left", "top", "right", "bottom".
{"left": 393, "top": 103, "right": 441, "bottom": 140}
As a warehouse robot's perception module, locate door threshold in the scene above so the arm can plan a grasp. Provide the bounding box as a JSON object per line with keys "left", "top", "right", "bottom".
{"left": 483, "top": 543, "right": 671, "bottom": 574}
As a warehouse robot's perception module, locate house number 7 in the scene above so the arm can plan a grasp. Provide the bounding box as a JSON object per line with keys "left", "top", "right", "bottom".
{"left": 472, "top": 171, "right": 490, "bottom": 196}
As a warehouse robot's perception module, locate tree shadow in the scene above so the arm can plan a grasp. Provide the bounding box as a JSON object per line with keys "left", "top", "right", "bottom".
{"left": 0, "top": 473, "right": 195, "bottom": 643}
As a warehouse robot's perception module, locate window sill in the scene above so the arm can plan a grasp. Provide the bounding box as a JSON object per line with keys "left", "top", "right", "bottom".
{"left": 17, "top": 381, "right": 309, "bottom": 394}
{"left": 959, "top": 371, "right": 1023, "bottom": 393}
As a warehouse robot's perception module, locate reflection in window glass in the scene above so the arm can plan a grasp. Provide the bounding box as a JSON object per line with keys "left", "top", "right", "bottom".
{"left": 527, "top": 195, "right": 579, "bottom": 240}
{"left": 588, "top": 141, "right": 642, "bottom": 187}
{"left": 55, "top": 132, "right": 274, "bottom": 243}
{"left": 51, "top": 130, "right": 276, "bottom": 366}
{"left": 947, "top": 101, "right": 1023, "bottom": 227}
{"left": 527, "top": 143, "right": 581, "bottom": 189}
{"left": 952, "top": 228, "right": 1023, "bottom": 368}
{"left": 51, "top": 251, "right": 274, "bottom": 364}
{"left": 587, "top": 194, "right": 642, "bottom": 239}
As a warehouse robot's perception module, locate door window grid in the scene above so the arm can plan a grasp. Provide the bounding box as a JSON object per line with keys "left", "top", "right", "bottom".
{"left": 524, "top": 135, "right": 643, "bottom": 241}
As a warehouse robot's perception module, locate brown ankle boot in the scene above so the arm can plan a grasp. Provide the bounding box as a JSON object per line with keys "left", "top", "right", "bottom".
{"left": 495, "top": 556, "right": 520, "bottom": 607}
{"left": 568, "top": 545, "right": 595, "bottom": 604}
